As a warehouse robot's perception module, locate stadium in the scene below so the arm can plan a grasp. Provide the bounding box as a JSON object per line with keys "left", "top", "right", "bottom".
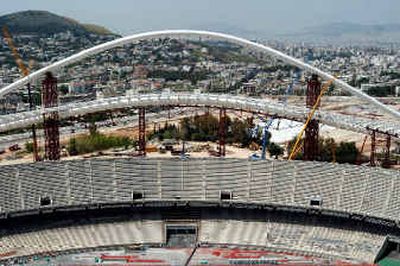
{"left": 1, "top": 158, "right": 400, "bottom": 265}
{"left": 0, "top": 30, "right": 400, "bottom": 265}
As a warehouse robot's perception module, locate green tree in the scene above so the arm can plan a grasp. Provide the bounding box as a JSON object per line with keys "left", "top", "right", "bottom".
{"left": 68, "top": 138, "right": 78, "bottom": 156}
{"left": 25, "top": 141, "right": 42, "bottom": 153}
{"left": 180, "top": 117, "right": 191, "bottom": 140}
{"left": 268, "top": 142, "right": 284, "bottom": 159}
{"left": 287, "top": 137, "right": 303, "bottom": 160}
{"left": 25, "top": 142, "right": 34, "bottom": 153}
{"left": 319, "top": 138, "right": 336, "bottom": 162}
{"left": 229, "top": 118, "right": 251, "bottom": 147}
{"left": 89, "top": 121, "right": 97, "bottom": 136}
{"left": 59, "top": 84, "right": 69, "bottom": 95}
{"left": 67, "top": 133, "right": 132, "bottom": 155}
{"left": 288, "top": 137, "right": 358, "bottom": 164}
{"left": 336, "top": 141, "right": 358, "bottom": 164}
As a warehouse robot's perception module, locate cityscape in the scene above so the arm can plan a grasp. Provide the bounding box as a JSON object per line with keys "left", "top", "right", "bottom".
{"left": 0, "top": 1, "right": 400, "bottom": 265}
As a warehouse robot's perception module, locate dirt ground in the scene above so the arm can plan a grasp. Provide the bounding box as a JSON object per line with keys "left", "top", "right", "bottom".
{"left": 1, "top": 96, "right": 399, "bottom": 166}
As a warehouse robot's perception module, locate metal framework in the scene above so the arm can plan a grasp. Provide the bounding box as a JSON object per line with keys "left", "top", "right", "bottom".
{"left": 1, "top": 30, "right": 399, "bottom": 119}
{"left": 42, "top": 72, "right": 60, "bottom": 161}
{"left": 27, "top": 83, "right": 40, "bottom": 162}
{"left": 138, "top": 107, "right": 146, "bottom": 156}
{"left": 304, "top": 74, "right": 321, "bottom": 161}
{"left": 0, "top": 94, "right": 399, "bottom": 138}
{"left": 383, "top": 135, "right": 391, "bottom": 168}
{"left": 218, "top": 108, "right": 226, "bottom": 157}
{"left": 370, "top": 130, "right": 376, "bottom": 167}
{"left": 369, "top": 131, "right": 393, "bottom": 167}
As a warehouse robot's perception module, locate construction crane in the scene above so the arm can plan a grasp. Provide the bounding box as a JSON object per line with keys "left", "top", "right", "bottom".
{"left": 288, "top": 77, "right": 335, "bottom": 160}
{"left": 2, "top": 26, "right": 40, "bottom": 161}
{"left": 250, "top": 116, "right": 275, "bottom": 160}
{"left": 2, "top": 27, "right": 29, "bottom": 77}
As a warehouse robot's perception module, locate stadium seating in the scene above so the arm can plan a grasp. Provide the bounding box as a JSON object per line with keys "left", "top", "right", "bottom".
{"left": 0, "top": 220, "right": 163, "bottom": 259}
{"left": 0, "top": 158, "right": 400, "bottom": 220}
{"left": 0, "top": 157, "right": 399, "bottom": 262}
{"left": 199, "top": 219, "right": 386, "bottom": 262}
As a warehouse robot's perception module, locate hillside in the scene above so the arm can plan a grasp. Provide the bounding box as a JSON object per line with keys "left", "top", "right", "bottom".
{"left": 0, "top": 10, "right": 115, "bottom": 36}
{"left": 81, "top": 23, "right": 114, "bottom": 36}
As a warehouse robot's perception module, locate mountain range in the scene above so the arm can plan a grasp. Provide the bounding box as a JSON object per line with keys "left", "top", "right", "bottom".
{"left": 1, "top": 10, "right": 400, "bottom": 43}
{"left": 0, "top": 10, "right": 115, "bottom": 36}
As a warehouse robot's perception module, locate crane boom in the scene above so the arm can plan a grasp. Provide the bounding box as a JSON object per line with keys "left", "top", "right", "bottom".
{"left": 288, "top": 78, "right": 334, "bottom": 160}
{"left": 2, "top": 26, "right": 40, "bottom": 162}
{"left": 2, "top": 27, "right": 29, "bottom": 77}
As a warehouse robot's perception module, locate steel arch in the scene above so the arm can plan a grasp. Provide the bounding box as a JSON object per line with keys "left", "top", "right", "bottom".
{"left": 0, "top": 30, "right": 399, "bottom": 119}
{"left": 0, "top": 93, "right": 398, "bottom": 136}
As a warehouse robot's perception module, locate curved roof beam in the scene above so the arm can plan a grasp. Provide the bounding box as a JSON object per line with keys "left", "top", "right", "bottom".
{"left": 0, "top": 93, "right": 398, "bottom": 136}
{"left": 1, "top": 30, "right": 399, "bottom": 119}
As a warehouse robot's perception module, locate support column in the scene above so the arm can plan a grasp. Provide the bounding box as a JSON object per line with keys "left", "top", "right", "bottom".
{"left": 31, "top": 123, "right": 40, "bottom": 161}
{"left": 383, "top": 134, "right": 391, "bottom": 168}
{"left": 218, "top": 108, "right": 226, "bottom": 157}
{"left": 27, "top": 83, "right": 40, "bottom": 162}
{"left": 304, "top": 74, "right": 321, "bottom": 161}
{"left": 42, "top": 72, "right": 60, "bottom": 161}
{"left": 138, "top": 107, "right": 146, "bottom": 156}
{"left": 370, "top": 130, "right": 376, "bottom": 167}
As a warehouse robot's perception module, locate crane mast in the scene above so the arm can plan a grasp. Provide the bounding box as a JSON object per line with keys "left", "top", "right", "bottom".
{"left": 2, "top": 26, "right": 40, "bottom": 161}
{"left": 251, "top": 116, "right": 275, "bottom": 160}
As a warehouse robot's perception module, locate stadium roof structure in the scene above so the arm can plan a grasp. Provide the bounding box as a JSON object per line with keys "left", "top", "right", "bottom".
{"left": 0, "top": 93, "right": 398, "bottom": 137}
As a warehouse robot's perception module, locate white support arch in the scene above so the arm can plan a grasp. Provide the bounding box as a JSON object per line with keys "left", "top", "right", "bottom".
{"left": 0, "top": 93, "right": 398, "bottom": 136}
{"left": 1, "top": 29, "right": 400, "bottom": 119}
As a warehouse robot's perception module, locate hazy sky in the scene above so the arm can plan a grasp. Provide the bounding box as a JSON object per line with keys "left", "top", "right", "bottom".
{"left": 1, "top": 0, "right": 399, "bottom": 36}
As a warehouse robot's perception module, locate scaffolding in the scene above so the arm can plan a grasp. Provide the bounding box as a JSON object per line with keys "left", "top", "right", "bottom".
{"left": 304, "top": 74, "right": 321, "bottom": 161}
{"left": 218, "top": 108, "right": 227, "bottom": 157}
{"left": 42, "top": 72, "right": 60, "bottom": 161}
{"left": 383, "top": 135, "right": 391, "bottom": 168}
{"left": 138, "top": 108, "right": 146, "bottom": 156}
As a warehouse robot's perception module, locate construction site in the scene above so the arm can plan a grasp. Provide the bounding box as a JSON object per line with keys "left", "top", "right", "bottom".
{"left": 0, "top": 24, "right": 399, "bottom": 265}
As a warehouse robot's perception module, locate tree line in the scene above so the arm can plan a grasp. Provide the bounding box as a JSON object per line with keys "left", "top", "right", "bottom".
{"left": 287, "top": 137, "right": 359, "bottom": 164}
{"left": 150, "top": 113, "right": 284, "bottom": 158}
